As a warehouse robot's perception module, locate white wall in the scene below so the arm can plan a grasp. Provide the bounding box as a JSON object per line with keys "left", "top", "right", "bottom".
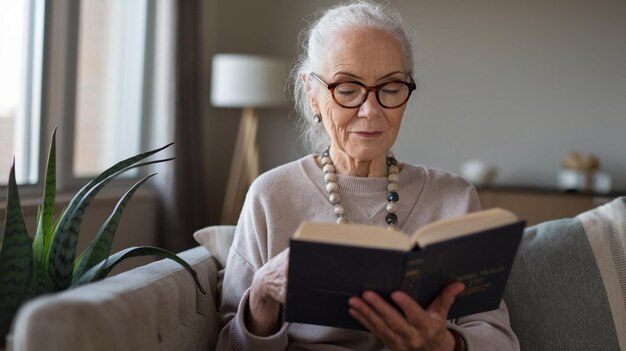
{"left": 394, "top": 0, "right": 626, "bottom": 189}
{"left": 213, "top": 0, "right": 626, "bottom": 191}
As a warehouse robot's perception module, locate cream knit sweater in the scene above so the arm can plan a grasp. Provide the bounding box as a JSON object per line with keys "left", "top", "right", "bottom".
{"left": 217, "top": 155, "right": 520, "bottom": 351}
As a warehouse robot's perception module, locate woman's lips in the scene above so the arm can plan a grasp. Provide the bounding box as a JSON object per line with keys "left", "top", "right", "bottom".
{"left": 352, "top": 131, "right": 383, "bottom": 139}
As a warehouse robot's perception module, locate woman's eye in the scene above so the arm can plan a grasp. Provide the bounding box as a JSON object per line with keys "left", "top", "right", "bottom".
{"left": 336, "top": 89, "right": 357, "bottom": 96}
{"left": 335, "top": 85, "right": 360, "bottom": 96}
{"left": 381, "top": 88, "right": 400, "bottom": 94}
{"left": 381, "top": 83, "right": 403, "bottom": 94}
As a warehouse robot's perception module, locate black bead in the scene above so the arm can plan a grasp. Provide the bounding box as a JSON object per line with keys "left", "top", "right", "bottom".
{"left": 386, "top": 157, "right": 397, "bottom": 166}
{"left": 385, "top": 212, "right": 398, "bottom": 225}
{"left": 322, "top": 149, "right": 330, "bottom": 157}
{"left": 387, "top": 191, "right": 399, "bottom": 202}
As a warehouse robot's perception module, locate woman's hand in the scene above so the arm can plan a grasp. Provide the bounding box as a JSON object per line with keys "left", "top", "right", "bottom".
{"left": 246, "top": 248, "right": 290, "bottom": 336}
{"left": 348, "top": 282, "right": 465, "bottom": 351}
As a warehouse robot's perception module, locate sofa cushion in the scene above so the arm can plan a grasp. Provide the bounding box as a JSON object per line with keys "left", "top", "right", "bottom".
{"left": 193, "top": 225, "right": 236, "bottom": 310}
{"left": 505, "top": 197, "right": 626, "bottom": 350}
{"left": 193, "top": 225, "right": 236, "bottom": 269}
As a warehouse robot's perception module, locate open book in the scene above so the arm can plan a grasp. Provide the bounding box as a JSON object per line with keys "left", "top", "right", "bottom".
{"left": 285, "top": 208, "right": 526, "bottom": 330}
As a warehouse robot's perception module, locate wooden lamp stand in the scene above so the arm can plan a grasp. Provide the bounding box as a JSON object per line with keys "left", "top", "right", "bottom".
{"left": 221, "top": 107, "right": 259, "bottom": 225}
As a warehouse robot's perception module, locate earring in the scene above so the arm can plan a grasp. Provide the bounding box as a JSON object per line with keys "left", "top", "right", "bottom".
{"left": 313, "top": 114, "right": 321, "bottom": 124}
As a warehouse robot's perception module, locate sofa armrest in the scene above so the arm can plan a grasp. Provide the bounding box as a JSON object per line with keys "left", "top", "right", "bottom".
{"left": 505, "top": 197, "right": 626, "bottom": 350}
{"left": 9, "top": 246, "right": 220, "bottom": 351}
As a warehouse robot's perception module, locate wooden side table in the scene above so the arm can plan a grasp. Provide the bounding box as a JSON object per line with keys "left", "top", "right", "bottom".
{"left": 477, "top": 186, "right": 620, "bottom": 226}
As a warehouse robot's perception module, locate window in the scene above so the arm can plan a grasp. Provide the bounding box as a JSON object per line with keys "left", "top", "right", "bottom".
{"left": 1, "top": 0, "right": 153, "bottom": 189}
{"left": 74, "top": 0, "right": 147, "bottom": 177}
{"left": 0, "top": 0, "right": 44, "bottom": 186}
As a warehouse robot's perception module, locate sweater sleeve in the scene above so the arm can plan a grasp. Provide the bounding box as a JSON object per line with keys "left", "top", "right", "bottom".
{"left": 215, "top": 255, "right": 289, "bottom": 350}
{"left": 449, "top": 300, "right": 520, "bottom": 351}
{"left": 215, "top": 184, "right": 290, "bottom": 351}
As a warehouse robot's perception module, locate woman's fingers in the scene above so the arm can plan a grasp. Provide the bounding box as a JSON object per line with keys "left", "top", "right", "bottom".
{"left": 362, "top": 291, "right": 406, "bottom": 320}
{"left": 351, "top": 291, "right": 431, "bottom": 345}
{"left": 348, "top": 306, "right": 375, "bottom": 331}
{"left": 390, "top": 290, "right": 431, "bottom": 329}
{"left": 247, "top": 248, "right": 292, "bottom": 336}
{"left": 349, "top": 285, "right": 464, "bottom": 351}
{"left": 272, "top": 248, "right": 290, "bottom": 303}
{"left": 251, "top": 248, "right": 291, "bottom": 304}
{"left": 391, "top": 281, "right": 465, "bottom": 329}
{"left": 427, "top": 281, "right": 465, "bottom": 317}
{"left": 348, "top": 295, "right": 408, "bottom": 347}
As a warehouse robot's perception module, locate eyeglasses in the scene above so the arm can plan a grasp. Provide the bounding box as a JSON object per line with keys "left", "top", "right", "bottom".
{"left": 310, "top": 72, "right": 416, "bottom": 109}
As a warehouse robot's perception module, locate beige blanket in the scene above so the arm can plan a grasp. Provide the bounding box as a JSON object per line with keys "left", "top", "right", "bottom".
{"left": 578, "top": 196, "right": 626, "bottom": 350}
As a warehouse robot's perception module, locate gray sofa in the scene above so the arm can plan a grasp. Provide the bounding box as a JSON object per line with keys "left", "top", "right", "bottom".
{"left": 6, "top": 197, "right": 626, "bottom": 350}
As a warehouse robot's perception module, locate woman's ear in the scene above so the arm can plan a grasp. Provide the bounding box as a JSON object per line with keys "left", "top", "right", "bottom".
{"left": 302, "top": 73, "right": 319, "bottom": 114}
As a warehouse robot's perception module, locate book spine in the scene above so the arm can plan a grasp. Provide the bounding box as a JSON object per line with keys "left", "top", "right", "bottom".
{"left": 401, "top": 252, "right": 425, "bottom": 297}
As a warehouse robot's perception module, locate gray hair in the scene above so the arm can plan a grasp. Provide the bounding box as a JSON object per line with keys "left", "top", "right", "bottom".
{"left": 290, "top": 1, "right": 415, "bottom": 153}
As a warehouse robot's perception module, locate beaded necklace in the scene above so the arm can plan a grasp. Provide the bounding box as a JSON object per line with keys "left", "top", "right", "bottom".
{"left": 320, "top": 149, "right": 400, "bottom": 230}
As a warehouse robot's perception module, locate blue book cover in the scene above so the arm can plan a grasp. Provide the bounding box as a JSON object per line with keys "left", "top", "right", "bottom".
{"left": 285, "top": 209, "right": 525, "bottom": 330}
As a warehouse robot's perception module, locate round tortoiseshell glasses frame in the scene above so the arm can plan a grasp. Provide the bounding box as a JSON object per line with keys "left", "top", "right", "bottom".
{"left": 310, "top": 72, "right": 417, "bottom": 109}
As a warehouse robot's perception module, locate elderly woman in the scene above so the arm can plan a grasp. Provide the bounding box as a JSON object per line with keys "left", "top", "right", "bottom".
{"left": 217, "top": 2, "right": 520, "bottom": 351}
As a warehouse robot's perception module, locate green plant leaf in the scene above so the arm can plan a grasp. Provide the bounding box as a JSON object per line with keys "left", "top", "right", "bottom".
{"left": 69, "top": 142, "right": 174, "bottom": 212}
{"left": 47, "top": 143, "right": 173, "bottom": 291}
{"left": 33, "top": 127, "right": 57, "bottom": 267}
{"left": 0, "top": 161, "right": 33, "bottom": 339}
{"left": 52, "top": 205, "right": 68, "bottom": 232}
{"left": 71, "top": 173, "right": 157, "bottom": 284}
{"left": 25, "top": 260, "right": 54, "bottom": 299}
{"left": 47, "top": 157, "right": 172, "bottom": 291}
{"left": 33, "top": 203, "right": 43, "bottom": 253}
{"left": 75, "top": 246, "right": 206, "bottom": 295}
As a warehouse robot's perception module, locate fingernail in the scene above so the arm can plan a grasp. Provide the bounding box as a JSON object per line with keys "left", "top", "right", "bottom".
{"left": 348, "top": 308, "right": 357, "bottom": 317}
{"left": 362, "top": 291, "right": 376, "bottom": 302}
{"left": 348, "top": 297, "right": 360, "bottom": 307}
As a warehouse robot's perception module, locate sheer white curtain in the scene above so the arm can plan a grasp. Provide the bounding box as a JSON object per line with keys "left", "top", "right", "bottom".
{"left": 148, "top": 0, "right": 176, "bottom": 162}
{"left": 148, "top": 0, "right": 215, "bottom": 252}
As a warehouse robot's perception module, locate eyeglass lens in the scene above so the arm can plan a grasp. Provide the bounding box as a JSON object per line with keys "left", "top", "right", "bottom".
{"left": 333, "top": 82, "right": 411, "bottom": 108}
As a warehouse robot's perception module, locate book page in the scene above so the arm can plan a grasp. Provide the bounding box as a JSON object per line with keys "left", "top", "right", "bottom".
{"left": 413, "top": 208, "right": 519, "bottom": 248}
{"left": 293, "top": 222, "right": 413, "bottom": 251}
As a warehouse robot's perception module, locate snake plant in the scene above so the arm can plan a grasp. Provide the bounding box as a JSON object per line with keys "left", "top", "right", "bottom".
{"left": 0, "top": 128, "right": 206, "bottom": 340}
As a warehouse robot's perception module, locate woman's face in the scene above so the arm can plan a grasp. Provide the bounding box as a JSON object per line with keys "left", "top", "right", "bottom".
{"left": 308, "top": 27, "right": 408, "bottom": 162}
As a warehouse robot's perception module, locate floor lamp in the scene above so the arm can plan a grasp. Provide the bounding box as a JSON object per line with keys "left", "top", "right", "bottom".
{"left": 211, "top": 54, "right": 287, "bottom": 225}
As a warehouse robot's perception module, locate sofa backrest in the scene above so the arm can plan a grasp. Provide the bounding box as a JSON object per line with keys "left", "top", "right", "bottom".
{"left": 9, "top": 246, "right": 221, "bottom": 351}
{"left": 505, "top": 197, "right": 626, "bottom": 350}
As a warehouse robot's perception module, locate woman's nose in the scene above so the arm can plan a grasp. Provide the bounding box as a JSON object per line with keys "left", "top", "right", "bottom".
{"left": 357, "top": 91, "right": 382, "bottom": 119}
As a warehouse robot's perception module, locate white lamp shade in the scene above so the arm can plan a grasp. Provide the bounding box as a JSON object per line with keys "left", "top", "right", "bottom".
{"left": 210, "top": 54, "right": 288, "bottom": 108}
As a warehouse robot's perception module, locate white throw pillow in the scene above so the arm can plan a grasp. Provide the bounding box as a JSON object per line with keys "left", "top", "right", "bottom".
{"left": 193, "top": 225, "right": 236, "bottom": 268}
